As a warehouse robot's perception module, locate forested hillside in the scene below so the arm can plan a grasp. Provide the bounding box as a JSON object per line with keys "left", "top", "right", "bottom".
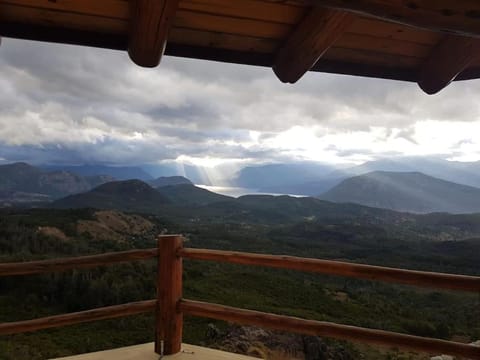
{"left": 0, "top": 207, "right": 478, "bottom": 360}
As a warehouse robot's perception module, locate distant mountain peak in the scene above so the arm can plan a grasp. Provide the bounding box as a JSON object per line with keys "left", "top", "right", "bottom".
{"left": 0, "top": 162, "right": 113, "bottom": 201}
{"left": 41, "top": 164, "right": 153, "bottom": 181}
{"left": 149, "top": 176, "right": 193, "bottom": 188}
{"left": 8, "top": 161, "right": 34, "bottom": 167}
{"left": 2, "top": 161, "right": 40, "bottom": 172}
{"left": 92, "top": 179, "right": 156, "bottom": 193}
{"left": 320, "top": 171, "right": 480, "bottom": 214}
{"left": 53, "top": 179, "right": 170, "bottom": 212}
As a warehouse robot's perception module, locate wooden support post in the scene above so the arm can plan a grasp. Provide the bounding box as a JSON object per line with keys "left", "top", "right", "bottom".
{"left": 155, "top": 235, "right": 183, "bottom": 355}
{"left": 128, "top": 0, "right": 180, "bottom": 67}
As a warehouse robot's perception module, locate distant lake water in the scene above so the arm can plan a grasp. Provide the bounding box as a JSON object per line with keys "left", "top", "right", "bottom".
{"left": 196, "top": 185, "right": 306, "bottom": 198}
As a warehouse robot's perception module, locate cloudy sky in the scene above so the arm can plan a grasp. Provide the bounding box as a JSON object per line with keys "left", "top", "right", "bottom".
{"left": 1, "top": 37, "right": 480, "bottom": 172}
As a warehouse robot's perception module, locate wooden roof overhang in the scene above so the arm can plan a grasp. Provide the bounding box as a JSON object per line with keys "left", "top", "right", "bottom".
{"left": 1, "top": 1, "right": 480, "bottom": 94}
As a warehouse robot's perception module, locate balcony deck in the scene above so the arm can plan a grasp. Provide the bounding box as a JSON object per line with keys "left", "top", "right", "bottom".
{"left": 51, "top": 343, "right": 257, "bottom": 360}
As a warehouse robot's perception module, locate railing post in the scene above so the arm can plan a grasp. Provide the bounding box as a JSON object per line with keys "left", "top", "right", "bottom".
{"left": 155, "top": 235, "right": 183, "bottom": 355}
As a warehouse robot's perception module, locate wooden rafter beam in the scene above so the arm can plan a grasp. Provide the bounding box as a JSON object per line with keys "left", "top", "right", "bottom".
{"left": 128, "top": 0, "right": 180, "bottom": 67}
{"left": 273, "top": 8, "right": 354, "bottom": 83}
{"left": 309, "top": 0, "right": 480, "bottom": 38}
{"left": 418, "top": 35, "right": 480, "bottom": 94}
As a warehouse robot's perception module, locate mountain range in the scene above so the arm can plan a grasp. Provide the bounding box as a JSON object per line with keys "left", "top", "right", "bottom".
{"left": 4, "top": 159, "right": 480, "bottom": 215}
{"left": 51, "top": 172, "right": 480, "bottom": 216}
{"left": 51, "top": 178, "right": 404, "bottom": 225}
{"left": 52, "top": 179, "right": 171, "bottom": 213}
{"left": 320, "top": 171, "right": 480, "bottom": 214}
{"left": 49, "top": 178, "right": 480, "bottom": 244}
{"left": 52, "top": 179, "right": 234, "bottom": 212}
{"left": 234, "top": 157, "right": 480, "bottom": 196}
{"left": 234, "top": 162, "right": 338, "bottom": 192}
{"left": 0, "top": 162, "right": 114, "bottom": 203}
{"left": 42, "top": 164, "right": 153, "bottom": 181}
{"left": 332, "top": 157, "right": 480, "bottom": 188}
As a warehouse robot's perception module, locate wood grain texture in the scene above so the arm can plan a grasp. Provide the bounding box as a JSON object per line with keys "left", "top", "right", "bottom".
{"left": 128, "top": 0, "right": 180, "bottom": 67}
{"left": 0, "top": 248, "right": 158, "bottom": 277}
{"left": 180, "top": 248, "right": 480, "bottom": 292}
{"left": 156, "top": 235, "right": 183, "bottom": 355}
{"left": 0, "top": 300, "right": 156, "bottom": 335}
{"left": 310, "top": 0, "right": 480, "bottom": 38}
{"left": 418, "top": 35, "right": 480, "bottom": 94}
{"left": 0, "top": 3, "right": 127, "bottom": 34}
{"left": 349, "top": 17, "right": 442, "bottom": 45}
{"left": 0, "top": 0, "right": 129, "bottom": 19}
{"left": 273, "top": 7, "right": 354, "bottom": 83}
{"left": 337, "top": 33, "right": 431, "bottom": 58}
{"left": 169, "top": 28, "right": 278, "bottom": 53}
{"left": 181, "top": 300, "right": 480, "bottom": 359}
{"left": 174, "top": 10, "right": 292, "bottom": 39}
{"left": 324, "top": 47, "right": 420, "bottom": 68}
{"left": 179, "top": 0, "right": 306, "bottom": 24}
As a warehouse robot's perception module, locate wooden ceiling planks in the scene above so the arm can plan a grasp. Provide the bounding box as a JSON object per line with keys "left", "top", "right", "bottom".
{"left": 1, "top": 0, "right": 480, "bottom": 93}
{"left": 0, "top": 0, "right": 129, "bottom": 19}
{"left": 174, "top": 10, "right": 293, "bottom": 39}
{"left": 169, "top": 28, "right": 279, "bottom": 53}
{"left": 323, "top": 47, "right": 421, "bottom": 69}
{"left": 178, "top": 0, "right": 306, "bottom": 24}
{"left": 0, "top": 3, "right": 128, "bottom": 34}
{"left": 310, "top": 0, "right": 480, "bottom": 38}
{"left": 336, "top": 33, "right": 432, "bottom": 58}
{"left": 348, "top": 17, "right": 442, "bottom": 45}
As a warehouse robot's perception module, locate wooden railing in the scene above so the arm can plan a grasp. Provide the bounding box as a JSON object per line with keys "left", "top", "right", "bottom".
{"left": 0, "top": 247, "right": 160, "bottom": 335}
{"left": 0, "top": 235, "right": 479, "bottom": 359}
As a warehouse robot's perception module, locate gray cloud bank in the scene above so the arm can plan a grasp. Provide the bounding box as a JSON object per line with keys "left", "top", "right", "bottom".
{"left": 0, "top": 38, "right": 479, "bottom": 167}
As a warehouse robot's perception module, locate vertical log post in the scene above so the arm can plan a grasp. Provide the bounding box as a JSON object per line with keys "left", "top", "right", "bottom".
{"left": 155, "top": 235, "right": 183, "bottom": 355}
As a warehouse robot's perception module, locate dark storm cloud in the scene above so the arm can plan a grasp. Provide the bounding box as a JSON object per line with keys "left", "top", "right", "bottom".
{"left": 0, "top": 140, "right": 174, "bottom": 165}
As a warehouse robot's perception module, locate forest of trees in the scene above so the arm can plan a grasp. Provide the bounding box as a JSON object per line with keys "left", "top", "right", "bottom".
{"left": 0, "top": 208, "right": 479, "bottom": 359}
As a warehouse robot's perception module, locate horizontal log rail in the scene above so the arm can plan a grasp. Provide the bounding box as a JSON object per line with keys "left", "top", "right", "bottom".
{"left": 0, "top": 248, "right": 158, "bottom": 277}
{"left": 0, "top": 299, "right": 156, "bottom": 335}
{"left": 181, "top": 299, "right": 480, "bottom": 359}
{"left": 180, "top": 248, "right": 480, "bottom": 292}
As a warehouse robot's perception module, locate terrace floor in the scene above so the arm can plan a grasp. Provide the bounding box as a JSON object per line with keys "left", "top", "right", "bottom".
{"left": 51, "top": 343, "right": 258, "bottom": 360}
